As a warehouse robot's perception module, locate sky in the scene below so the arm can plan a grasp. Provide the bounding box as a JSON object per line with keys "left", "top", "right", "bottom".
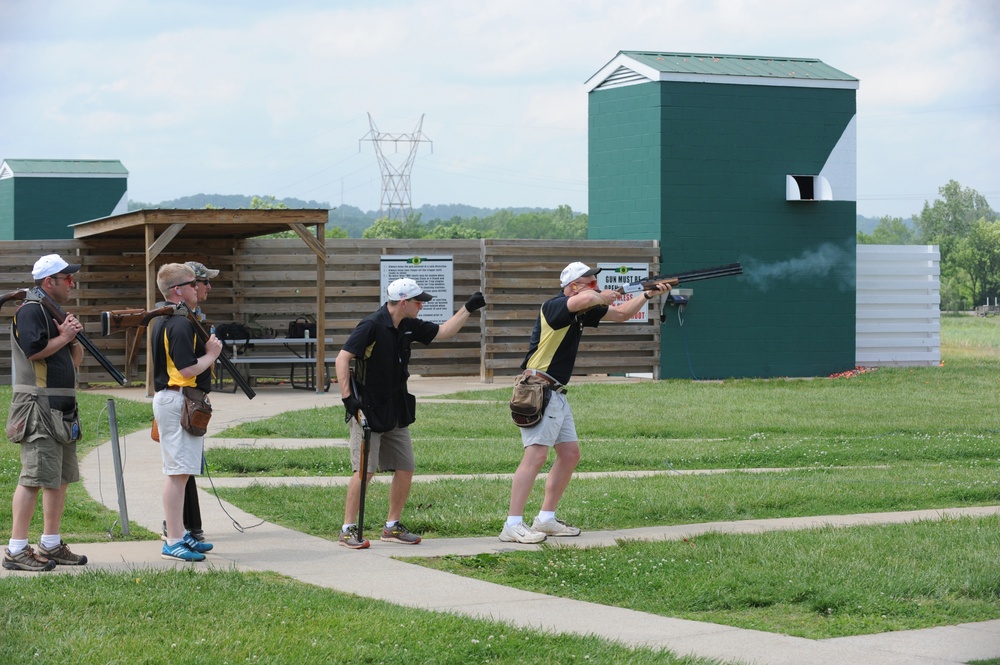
{"left": 1, "top": 0, "right": 998, "bottom": 221}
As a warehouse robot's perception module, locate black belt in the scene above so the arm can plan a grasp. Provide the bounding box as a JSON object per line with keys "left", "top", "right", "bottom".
{"left": 164, "top": 385, "right": 181, "bottom": 391}
{"left": 523, "top": 369, "right": 568, "bottom": 394}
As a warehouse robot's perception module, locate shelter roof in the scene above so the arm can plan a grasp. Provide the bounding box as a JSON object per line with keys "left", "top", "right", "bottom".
{"left": 70, "top": 208, "right": 328, "bottom": 241}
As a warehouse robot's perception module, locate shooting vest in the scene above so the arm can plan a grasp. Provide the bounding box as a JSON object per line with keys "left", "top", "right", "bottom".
{"left": 6, "top": 292, "right": 80, "bottom": 444}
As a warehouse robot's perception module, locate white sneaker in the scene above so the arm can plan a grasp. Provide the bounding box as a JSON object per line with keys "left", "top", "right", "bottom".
{"left": 532, "top": 517, "right": 581, "bottom": 537}
{"left": 499, "top": 522, "right": 547, "bottom": 544}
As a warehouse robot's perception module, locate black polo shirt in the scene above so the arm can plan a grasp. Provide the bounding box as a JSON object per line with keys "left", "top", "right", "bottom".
{"left": 342, "top": 304, "right": 439, "bottom": 430}
{"left": 13, "top": 301, "right": 77, "bottom": 413}
{"left": 521, "top": 293, "right": 607, "bottom": 386}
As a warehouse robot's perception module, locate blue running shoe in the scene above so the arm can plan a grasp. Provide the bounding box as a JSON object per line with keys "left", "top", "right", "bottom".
{"left": 183, "top": 532, "right": 214, "bottom": 553}
{"left": 162, "top": 541, "right": 206, "bottom": 562}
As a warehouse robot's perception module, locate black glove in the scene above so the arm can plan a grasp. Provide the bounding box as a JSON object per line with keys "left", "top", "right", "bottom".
{"left": 464, "top": 291, "right": 486, "bottom": 313}
{"left": 342, "top": 395, "right": 363, "bottom": 424}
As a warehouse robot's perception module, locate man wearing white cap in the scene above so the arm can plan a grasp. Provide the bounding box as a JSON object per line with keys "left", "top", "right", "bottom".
{"left": 335, "top": 278, "right": 486, "bottom": 549}
{"left": 499, "top": 261, "right": 669, "bottom": 544}
{"left": 4, "top": 254, "right": 88, "bottom": 571}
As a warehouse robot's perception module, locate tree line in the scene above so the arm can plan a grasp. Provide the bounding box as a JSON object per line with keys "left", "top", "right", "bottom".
{"left": 857, "top": 180, "right": 999, "bottom": 309}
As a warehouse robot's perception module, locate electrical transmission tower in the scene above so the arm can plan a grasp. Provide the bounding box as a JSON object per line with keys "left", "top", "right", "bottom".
{"left": 360, "top": 113, "right": 432, "bottom": 221}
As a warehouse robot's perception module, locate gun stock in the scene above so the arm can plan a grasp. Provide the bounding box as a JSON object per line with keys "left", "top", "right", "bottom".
{"left": 101, "top": 306, "right": 176, "bottom": 336}
{"left": 618, "top": 262, "right": 743, "bottom": 295}
{"left": 0, "top": 289, "right": 28, "bottom": 309}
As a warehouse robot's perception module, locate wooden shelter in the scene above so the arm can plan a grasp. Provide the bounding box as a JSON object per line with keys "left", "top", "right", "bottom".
{"left": 70, "top": 208, "right": 328, "bottom": 395}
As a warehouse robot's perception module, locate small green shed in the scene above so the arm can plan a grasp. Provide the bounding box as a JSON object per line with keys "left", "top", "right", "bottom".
{"left": 586, "top": 51, "right": 859, "bottom": 378}
{"left": 0, "top": 159, "right": 129, "bottom": 240}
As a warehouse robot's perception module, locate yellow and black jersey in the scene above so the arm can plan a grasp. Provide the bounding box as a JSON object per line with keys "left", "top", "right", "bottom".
{"left": 151, "top": 312, "right": 211, "bottom": 393}
{"left": 521, "top": 294, "right": 607, "bottom": 386}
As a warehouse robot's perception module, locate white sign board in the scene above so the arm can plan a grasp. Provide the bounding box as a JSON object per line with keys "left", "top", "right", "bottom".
{"left": 597, "top": 263, "right": 650, "bottom": 323}
{"left": 380, "top": 255, "right": 454, "bottom": 324}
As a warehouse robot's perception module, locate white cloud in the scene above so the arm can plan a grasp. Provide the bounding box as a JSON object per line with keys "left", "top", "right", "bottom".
{"left": 1, "top": 0, "right": 997, "bottom": 216}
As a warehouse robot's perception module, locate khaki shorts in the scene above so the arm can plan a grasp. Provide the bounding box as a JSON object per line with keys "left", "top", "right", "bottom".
{"left": 19, "top": 436, "right": 80, "bottom": 489}
{"left": 519, "top": 391, "right": 578, "bottom": 447}
{"left": 348, "top": 419, "right": 415, "bottom": 473}
{"left": 153, "top": 389, "right": 204, "bottom": 476}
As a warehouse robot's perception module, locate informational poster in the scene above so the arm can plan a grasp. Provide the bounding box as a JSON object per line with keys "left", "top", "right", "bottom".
{"left": 597, "top": 263, "right": 650, "bottom": 323}
{"left": 380, "top": 255, "right": 454, "bottom": 324}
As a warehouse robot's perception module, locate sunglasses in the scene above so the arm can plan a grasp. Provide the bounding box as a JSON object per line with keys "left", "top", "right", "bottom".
{"left": 170, "top": 280, "right": 196, "bottom": 289}
{"left": 50, "top": 274, "right": 75, "bottom": 285}
{"left": 196, "top": 279, "right": 211, "bottom": 286}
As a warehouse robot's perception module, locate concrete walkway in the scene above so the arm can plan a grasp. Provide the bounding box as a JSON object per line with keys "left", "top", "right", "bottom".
{"left": 8, "top": 379, "right": 1000, "bottom": 665}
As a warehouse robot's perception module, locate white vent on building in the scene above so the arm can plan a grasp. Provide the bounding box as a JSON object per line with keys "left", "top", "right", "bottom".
{"left": 786, "top": 174, "right": 832, "bottom": 201}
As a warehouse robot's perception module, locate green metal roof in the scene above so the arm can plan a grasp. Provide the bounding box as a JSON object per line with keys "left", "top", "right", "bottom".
{"left": 0, "top": 159, "right": 128, "bottom": 177}
{"left": 621, "top": 51, "right": 857, "bottom": 82}
{"left": 586, "top": 51, "right": 858, "bottom": 92}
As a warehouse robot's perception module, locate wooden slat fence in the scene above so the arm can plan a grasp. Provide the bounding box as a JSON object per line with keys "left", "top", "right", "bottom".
{"left": 0, "top": 238, "right": 661, "bottom": 386}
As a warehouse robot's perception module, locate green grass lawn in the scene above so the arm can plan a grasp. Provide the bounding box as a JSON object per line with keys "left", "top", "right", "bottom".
{"left": 1, "top": 314, "right": 998, "bottom": 660}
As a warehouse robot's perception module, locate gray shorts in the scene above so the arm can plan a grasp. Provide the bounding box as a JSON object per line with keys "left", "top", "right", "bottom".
{"left": 519, "top": 391, "right": 578, "bottom": 447}
{"left": 153, "top": 389, "right": 204, "bottom": 476}
{"left": 19, "top": 436, "right": 80, "bottom": 488}
{"left": 348, "top": 419, "right": 415, "bottom": 473}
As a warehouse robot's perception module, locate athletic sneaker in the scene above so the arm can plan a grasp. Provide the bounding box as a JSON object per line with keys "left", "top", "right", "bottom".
{"left": 38, "top": 540, "right": 88, "bottom": 565}
{"left": 188, "top": 529, "right": 207, "bottom": 543}
{"left": 161, "top": 541, "right": 206, "bottom": 562}
{"left": 381, "top": 522, "right": 421, "bottom": 544}
{"left": 3, "top": 546, "right": 56, "bottom": 572}
{"left": 532, "top": 517, "right": 581, "bottom": 537}
{"left": 338, "top": 525, "right": 370, "bottom": 550}
{"left": 499, "top": 522, "right": 547, "bottom": 544}
{"left": 182, "top": 532, "right": 214, "bottom": 553}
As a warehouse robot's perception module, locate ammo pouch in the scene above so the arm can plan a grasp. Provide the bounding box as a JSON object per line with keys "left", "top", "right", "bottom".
{"left": 509, "top": 373, "right": 551, "bottom": 428}
{"left": 179, "top": 387, "right": 213, "bottom": 436}
{"left": 6, "top": 392, "right": 81, "bottom": 445}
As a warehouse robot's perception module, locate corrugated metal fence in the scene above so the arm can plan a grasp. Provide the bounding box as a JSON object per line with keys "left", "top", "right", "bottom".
{"left": 856, "top": 245, "right": 940, "bottom": 366}
{"left": 0, "top": 238, "right": 661, "bottom": 385}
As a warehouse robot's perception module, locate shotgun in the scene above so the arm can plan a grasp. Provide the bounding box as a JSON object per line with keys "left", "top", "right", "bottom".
{"left": 103, "top": 304, "right": 256, "bottom": 400}
{"left": 350, "top": 370, "right": 371, "bottom": 544}
{"left": 616, "top": 262, "right": 743, "bottom": 294}
{"left": 0, "top": 287, "right": 127, "bottom": 386}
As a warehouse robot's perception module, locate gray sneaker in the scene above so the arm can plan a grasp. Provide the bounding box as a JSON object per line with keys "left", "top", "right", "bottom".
{"left": 532, "top": 517, "right": 581, "bottom": 537}
{"left": 499, "top": 522, "right": 547, "bottom": 544}
{"left": 38, "top": 540, "right": 88, "bottom": 566}
{"left": 381, "top": 522, "right": 421, "bottom": 545}
{"left": 338, "top": 525, "right": 370, "bottom": 550}
{"left": 3, "top": 546, "right": 57, "bottom": 572}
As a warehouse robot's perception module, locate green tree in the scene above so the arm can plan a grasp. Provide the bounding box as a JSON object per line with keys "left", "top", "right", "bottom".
{"left": 860, "top": 216, "right": 916, "bottom": 245}
{"left": 913, "top": 180, "right": 998, "bottom": 267}
{"left": 952, "top": 219, "right": 1000, "bottom": 306}
{"left": 250, "top": 195, "right": 288, "bottom": 210}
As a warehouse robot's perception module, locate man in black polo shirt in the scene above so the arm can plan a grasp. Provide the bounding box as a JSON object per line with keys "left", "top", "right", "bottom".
{"left": 336, "top": 278, "right": 485, "bottom": 549}
{"left": 4, "top": 254, "right": 88, "bottom": 571}
{"left": 499, "top": 261, "right": 669, "bottom": 544}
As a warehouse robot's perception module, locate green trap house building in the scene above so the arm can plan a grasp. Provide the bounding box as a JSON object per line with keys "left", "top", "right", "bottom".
{"left": 586, "top": 51, "right": 859, "bottom": 379}
{"left": 0, "top": 159, "right": 129, "bottom": 240}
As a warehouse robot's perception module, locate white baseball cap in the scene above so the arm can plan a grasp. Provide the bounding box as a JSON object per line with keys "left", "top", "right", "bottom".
{"left": 386, "top": 278, "right": 433, "bottom": 302}
{"left": 32, "top": 254, "right": 81, "bottom": 280}
{"left": 559, "top": 262, "right": 601, "bottom": 288}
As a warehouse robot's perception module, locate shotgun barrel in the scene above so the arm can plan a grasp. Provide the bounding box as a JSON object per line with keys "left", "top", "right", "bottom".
{"left": 30, "top": 287, "right": 128, "bottom": 385}
{"left": 618, "top": 262, "right": 743, "bottom": 294}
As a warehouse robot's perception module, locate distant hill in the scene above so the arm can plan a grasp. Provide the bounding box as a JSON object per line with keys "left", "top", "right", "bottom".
{"left": 128, "top": 194, "right": 572, "bottom": 238}
{"left": 857, "top": 214, "right": 914, "bottom": 235}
